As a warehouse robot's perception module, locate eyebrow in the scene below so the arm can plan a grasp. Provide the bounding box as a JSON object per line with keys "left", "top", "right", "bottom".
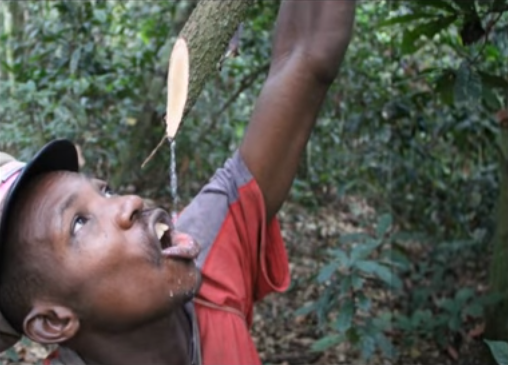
{"left": 58, "top": 192, "right": 79, "bottom": 234}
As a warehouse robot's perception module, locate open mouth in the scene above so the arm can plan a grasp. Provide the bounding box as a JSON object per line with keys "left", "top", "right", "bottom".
{"left": 151, "top": 209, "right": 173, "bottom": 250}
{"left": 155, "top": 221, "right": 172, "bottom": 249}
{"left": 150, "top": 209, "right": 201, "bottom": 260}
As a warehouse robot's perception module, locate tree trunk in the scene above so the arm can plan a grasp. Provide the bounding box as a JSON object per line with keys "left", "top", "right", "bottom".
{"left": 112, "top": 0, "right": 252, "bottom": 187}
{"left": 485, "top": 90, "right": 508, "bottom": 359}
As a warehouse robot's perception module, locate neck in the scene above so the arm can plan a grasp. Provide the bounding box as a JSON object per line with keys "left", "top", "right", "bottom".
{"left": 69, "top": 306, "right": 192, "bottom": 365}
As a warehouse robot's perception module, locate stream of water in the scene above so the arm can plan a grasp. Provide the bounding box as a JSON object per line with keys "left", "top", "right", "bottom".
{"left": 169, "top": 139, "right": 179, "bottom": 222}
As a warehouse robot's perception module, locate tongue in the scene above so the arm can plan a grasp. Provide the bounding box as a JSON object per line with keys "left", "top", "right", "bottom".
{"left": 162, "top": 232, "right": 200, "bottom": 260}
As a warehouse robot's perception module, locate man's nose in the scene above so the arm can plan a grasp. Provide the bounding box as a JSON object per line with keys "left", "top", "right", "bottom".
{"left": 115, "top": 195, "right": 145, "bottom": 229}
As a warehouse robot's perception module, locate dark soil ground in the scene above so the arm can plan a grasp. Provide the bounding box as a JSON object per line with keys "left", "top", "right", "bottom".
{"left": 0, "top": 197, "right": 494, "bottom": 365}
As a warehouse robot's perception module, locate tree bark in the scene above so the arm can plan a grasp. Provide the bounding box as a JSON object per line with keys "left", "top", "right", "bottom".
{"left": 485, "top": 90, "right": 508, "bottom": 357}
{"left": 177, "top": 0, "right": 253, "bottom": 118}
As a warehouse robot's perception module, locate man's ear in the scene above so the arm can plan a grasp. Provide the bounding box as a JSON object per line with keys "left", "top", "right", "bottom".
{"left": 23, "top": 302, "right": 79, "bottom": 344}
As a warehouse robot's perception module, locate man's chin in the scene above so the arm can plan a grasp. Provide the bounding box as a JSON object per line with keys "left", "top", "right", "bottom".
{"left": 166, "top": 264, "right": 202, "bottom": 302}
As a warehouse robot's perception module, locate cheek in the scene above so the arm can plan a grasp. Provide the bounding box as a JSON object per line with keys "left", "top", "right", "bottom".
{"left": 78, "top": 258, "right": 171, "bottom": 326}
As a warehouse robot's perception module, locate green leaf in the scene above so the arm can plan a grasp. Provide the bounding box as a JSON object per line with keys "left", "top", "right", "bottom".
{"left": 435, "top": 69, "right": 456, "bottom": 106}
{"left": 401, "top": 30, "right": 421, "bottom": 55}
{"left": 484, "top": 340, "right": 508, "bottom": 365}
{"left": 440, "top": 298, "right": 460, "bottom": 314}
{"left": 454, "top": 61, "right": 482, "bottom": 105}
{"left": 294, "top": 302, "right": 317, "bottom": 316}
{"left": 351, "top": 274, "right": 364, "bottom": 290}
{"left": 478, "top": 71, "right": 508, "bottom": 89}
{"left": 464, "top": 303, "right": 483, "bottom": 318}
{"left": 360, "top": 334, "right": 376, "bottom": 360}
{"left": 377, "top": 13, "right": 436, "bottom": 27}
{"left": 376, "top": 332, "right": 395, "bottom": 359}
{"left": 336, "top": 299, "right": 355, "bottom": 333}
{"left": 357, "top": 292, "right": 371, "bottom": 312}
{"left": 493, "top": 0, "right": 508, "bottom": 11}
{"left": 417, "top": 0, "right": 458, "bottom": 13}
{"left": 476, "top": 293, "right": 504, "bottom": 307}
{"left": 350, "top": 239, "right": 382, "bottom": 264}
{"left": 311, "top": 334, "right": 344, "bottom": 352}
{"left": 355, "top": 260, "right": 403, "bottom": 289}
{"left": 339, "top": 232, "right": 370, "bottom": 244}
{"left": 482, "top": 86, "right": 502, "bottom": 111}
{"left": 70, "top": 47, "right": 81, "bottom": 75}
{"left": 317, "top": 261, "right": 340, "bottom": 283}
{"left": 376, "top": 213, "right": 392, "bottom": 238}
{"left": 448, "top": 314, "right": 461, "bottom": 332}
{"left": 455, "top": 287, "right": 474, "bottom": 303}
{"left": 340, "top": 276, "right": 352, "bottom": 295}
{"left": 401, "top": 15, "right": 457, "bottom": 55}
{"left": 381, "top": 249, "right": 411, "bottom": 271}
{"left": 329, "top": 248, "right": 349, "bottom": 268}
{"left": 451, "top": 0, "right": 474, "bottom": 12}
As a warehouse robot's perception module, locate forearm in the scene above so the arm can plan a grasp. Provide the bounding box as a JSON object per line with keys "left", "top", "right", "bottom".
{"left": 270, "top": 0, "right": 356, "bottom": 83}
{"left": 239, "top": 0, "right": 356, "bottom": 222}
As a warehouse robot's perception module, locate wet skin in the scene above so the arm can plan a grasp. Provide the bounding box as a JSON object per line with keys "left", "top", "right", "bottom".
{"left": 14, "top": 171, "right": 201, "bottom": 364}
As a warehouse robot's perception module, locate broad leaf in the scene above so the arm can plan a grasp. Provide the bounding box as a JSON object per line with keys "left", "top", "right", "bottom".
{"left": 349, "top": 239, "right": 382, "bottom": 265}
{"left": 336, "top": 299, "right": 355, "bottom": 333}
{"left": 416, "top": 0, "right": 458, "bottom": 13}
{"left": 294, "top": 302, "right": 317, "bottom": 316}
{"left": 311, "top": 334, "right": 344, "bottom": 352}
{"left": 357, "top": 292, "right": 371, "bottom": 312}
{"left": 377, "top": 13, "right": 436, "bottom": 28}
{"left": 376, "top": 213, "right": 392, "bottom": 238}
{"left": 401, "top": 15, "right": 457, "bottom": 55}
{"left": 485, "top": 340, "right": 508, "bottom": 365}
{"left": 317, "top": 261, "right": 340, "bottom": 283}
{"left": 455, "top": 287, "right": 474, "bottom": 303}
{"left": 69, "top": 47, "right": 81, "bottom": 74}
{"left": 435, "top": 69, "right": 456, "bottom": 106}
{"left": 339, "top": 232, "right": 370, "bottom": 245}
{"left": 329, "top": 248, "right": 349, "bottom": 268}
{"left": 351, "top": 274, "right": 364, "bottom": 290}
{"left": 355, "top": 260, "right": 403, "bottom": 290}
{"left": 478, "top": 71, "right": 508, "bottom": 89}
{"left": 454, "top": 61, "right": 482, "bottom": 105}
{"left": 360, "top": 334, "right": 376, "bottom": 360}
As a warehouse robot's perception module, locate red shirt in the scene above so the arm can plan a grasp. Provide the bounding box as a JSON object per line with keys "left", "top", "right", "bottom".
{"left": 45, "top": 151, "right": 290, "bottom": 365}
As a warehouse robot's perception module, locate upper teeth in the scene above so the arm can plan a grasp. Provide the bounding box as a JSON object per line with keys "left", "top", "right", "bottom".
{"left": 155, "top": 223, "right": 170, "bottom": 240}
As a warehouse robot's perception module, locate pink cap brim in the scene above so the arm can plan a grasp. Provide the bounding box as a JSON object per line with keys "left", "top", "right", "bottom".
{"left": 0, "top": 161, "right": 25, "bottom": 347}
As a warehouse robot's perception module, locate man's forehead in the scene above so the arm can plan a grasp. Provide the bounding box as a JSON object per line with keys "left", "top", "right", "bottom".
{"left": 18, "top": 171, "right": 91, "bottom": 210}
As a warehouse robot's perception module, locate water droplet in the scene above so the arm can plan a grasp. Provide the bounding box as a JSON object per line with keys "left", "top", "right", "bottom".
{"left": 169, "top": 290, "right": 173, "bottom": 297}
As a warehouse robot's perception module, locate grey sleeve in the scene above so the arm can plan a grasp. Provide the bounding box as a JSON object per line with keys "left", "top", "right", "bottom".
{"left": 175, "top": 150, "right": 253, "bottom": 268}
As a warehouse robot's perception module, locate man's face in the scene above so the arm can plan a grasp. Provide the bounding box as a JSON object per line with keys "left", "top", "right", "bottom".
{"left": 16, "top": 171, "right": 201, "bottom": 333}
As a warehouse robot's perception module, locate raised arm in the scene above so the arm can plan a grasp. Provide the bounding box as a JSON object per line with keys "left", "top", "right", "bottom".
{"left": 240, "top": 0, "right": 356, "bottom": 221}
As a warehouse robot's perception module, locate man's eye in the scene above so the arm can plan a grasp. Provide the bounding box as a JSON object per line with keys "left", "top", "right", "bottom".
{"left": 72, "top": 216, "right": 88, "bottom": 235}
{"left": 103, "top": 186, "right": 115, "bottom": 198}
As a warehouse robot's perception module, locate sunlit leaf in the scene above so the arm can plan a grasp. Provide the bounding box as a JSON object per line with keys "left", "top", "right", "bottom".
{"left": 377, "top": 12, "right": 436, "bottom": 27}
